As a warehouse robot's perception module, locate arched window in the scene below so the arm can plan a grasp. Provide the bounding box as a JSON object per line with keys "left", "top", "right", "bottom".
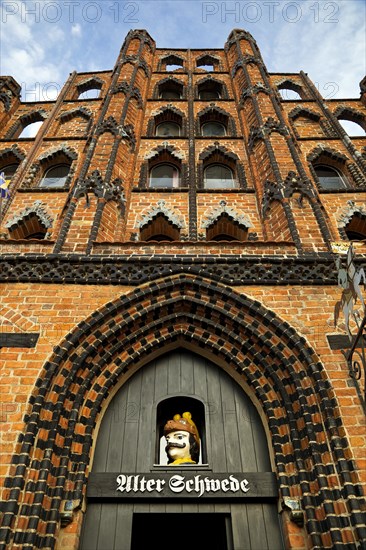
{"left": 2, "top": 164, "right": 18, "bottom": 185}
{"left": 150, "top": 164, "right": 180, "bottom": 188}
{"left": 338, "top": 119, "right": 365, "bottom": 137}
{"left": 156, "top": 396, "right": 206, "bottom": 466}
{"left": 201, "top": 121, "right": 226, "bottom": 136}
{"left": 196, "top": 55, "right": 219, "bottom": 72}
{"left": 204, "top": 164, "right": 235, "bottom": 189}
{"left": 160, "top": 55, "right": 184, "bottom": 72}
{"left": 314, "top": 165, "right": 347, "bottom": 190}
{"left": 276, "top": 80, "right": 305, "bottom": 100}
{"left": 198, "top": 79, "right": 223, "bottom": 100}
{"left": 199, "top": 88, "right": 220, "bottom": 100}
{"left": 156, "top": 121, "right": 180, "bottom": 137}
{"left": 78, "top": 89, "right": 100, "bottom": 100}
{"left": 39, "top": 164, "right": 70, "bottom": 188}
{"left": 160, "top": 88, "right": 181, "bottom": 99}
{"left": 278, "top": 89, "right": 302, "bottom": 100}
{"left": 19, "top": 121, "right": 43, "bottom": 138}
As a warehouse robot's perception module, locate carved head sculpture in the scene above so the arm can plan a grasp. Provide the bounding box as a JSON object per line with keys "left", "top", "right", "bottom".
{"left": 163, "top": 412, "right": 200, "bottom": 465}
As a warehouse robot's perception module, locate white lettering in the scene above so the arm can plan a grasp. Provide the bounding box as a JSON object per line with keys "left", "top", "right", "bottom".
{"left": 116, "top": 474, "right": 250, "bottom": 496}
{"left": 169, "top": 474, "right": 186, "bottom": 493}
{"left": 240, "top": 479, "right": 250, "bottom": 492}
{"left": 229, "top": 475, "right": 240, "bottom": 492}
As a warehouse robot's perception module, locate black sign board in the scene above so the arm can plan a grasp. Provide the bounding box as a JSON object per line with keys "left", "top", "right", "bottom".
{"left": 87, "top": 472, "right": 278, "bottom": 501}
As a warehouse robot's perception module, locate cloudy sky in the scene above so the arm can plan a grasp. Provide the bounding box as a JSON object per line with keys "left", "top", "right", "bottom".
{"left": 0, "top": 0, "right": 365, "bottom": 102}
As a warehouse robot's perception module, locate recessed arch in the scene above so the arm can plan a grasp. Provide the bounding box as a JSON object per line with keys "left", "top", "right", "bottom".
{"left": 276, "top": 79, "right": 306, "bottom": 100}
{"left": 0, "top": 274, "right": 364, "bottom": 549}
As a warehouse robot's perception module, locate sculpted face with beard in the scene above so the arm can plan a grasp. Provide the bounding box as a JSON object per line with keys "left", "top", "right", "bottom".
{"left": 164, "top": 412, "right": 200, "bottom": 466}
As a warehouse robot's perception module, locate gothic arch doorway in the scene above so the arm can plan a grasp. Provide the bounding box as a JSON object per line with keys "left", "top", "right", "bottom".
{"left": 79, "top": 348, "right": 284, "bottom": 550}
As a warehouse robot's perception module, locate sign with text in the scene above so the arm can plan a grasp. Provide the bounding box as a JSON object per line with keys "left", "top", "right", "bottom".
{"left": 87, "top": 472, "right": 278, "bottom": 501}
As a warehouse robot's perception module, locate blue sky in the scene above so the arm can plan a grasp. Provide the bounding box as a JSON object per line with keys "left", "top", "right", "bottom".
{"left": 0, "top": 0, "right": 365, "bottom": 102}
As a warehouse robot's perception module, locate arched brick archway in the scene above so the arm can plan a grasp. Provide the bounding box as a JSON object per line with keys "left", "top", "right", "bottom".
{"left": 0, "top": 274, "right": 365, "bottom": 549}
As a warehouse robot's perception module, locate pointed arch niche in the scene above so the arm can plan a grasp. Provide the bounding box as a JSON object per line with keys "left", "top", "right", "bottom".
{"left": 1, "top": 276, "right": 365, "bottom": 549}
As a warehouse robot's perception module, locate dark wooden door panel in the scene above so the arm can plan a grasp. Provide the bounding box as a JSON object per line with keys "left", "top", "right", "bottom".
{"left": 80, "top": 349, "right": 284, "bottom": 550}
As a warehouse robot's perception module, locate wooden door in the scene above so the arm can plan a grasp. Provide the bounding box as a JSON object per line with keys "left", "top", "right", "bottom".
{"left": 80, "top": 349, "right": 284, "bottom": 550}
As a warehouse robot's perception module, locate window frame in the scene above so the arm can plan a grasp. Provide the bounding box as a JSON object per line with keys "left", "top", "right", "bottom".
{"left": 203, "top": 163, "right": 236, "bottom": 189}
{"left": 149, "top": 163, "right": 181, "bottom": 189}
{"left": 314, "top": 164, "right": 348, "bottom": 190}
{"left": 39, "top": 163, "right": 71, "bottom": 189}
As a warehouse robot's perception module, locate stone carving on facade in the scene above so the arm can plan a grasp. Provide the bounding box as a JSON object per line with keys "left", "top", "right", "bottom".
{"left": 288, "top": 107, "right": 321, "bottom": 121}
{"left": 0, "top": 144, "right": 26, "bottom": 163}
{"left": 337, "top": 200, "right": 366, "bottom": 233}
{"left": 307, "top": 144, "right": 348, "bottom": 164}
{"left": 58, "top": 107, "right": 92, "bottom": 122}
{"left": 39, "top": 145, "right": 78, "bottom": 163}
{"left": 5, "top": 200, "right": 54, "bottom": 236}
{"left": 136, "top": 200, "right": 186, "bottom": 231}
{"left": 73, "top": 170, "right": 125, "bottom": 206}
{"left": 77, "top": 76, "right": 103, "bottom": 94}
{"left": 144, "top": 143, "right": 186, "bottom": 161}
{"left": 262, "top": 180, "right": 284, "bottom": 217}
{"left": 201, "top": 200, "right": 252, "bottom": 231}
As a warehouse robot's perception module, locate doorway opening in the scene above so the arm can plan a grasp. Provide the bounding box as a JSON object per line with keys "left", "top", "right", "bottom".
{"left": 131, "top": 513, "right": 233, "bottom": 550}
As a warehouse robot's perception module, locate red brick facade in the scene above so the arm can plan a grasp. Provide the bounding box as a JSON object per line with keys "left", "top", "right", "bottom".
{"left": 0, "top": 29, "right": 365, "bottom": 549}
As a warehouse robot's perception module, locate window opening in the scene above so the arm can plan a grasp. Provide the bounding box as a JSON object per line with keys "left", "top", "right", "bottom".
{"left": 2, "top": 164, "right": 18, "bottom": 185}
{"left": 160, "top": 89, "right": 181, "bottom": 99}
{"left": 156, "top": 396, "right": 206, "bottom": 466}
{"left": 39, "top": 164, "right": 70, "bottom": 188}
{"left": 199, "top": 64, "right": 214, "bottom": 72}
{"left": 202, "top": 121, "right": 226, "bottom": 136}
{"left": 156, "top": 121, "right": 180, "bottom": 137}
{"left": 338, "top": 119, "right": 365, "bottom": 136}
{"left": 314, "top": 165, "right": 347, "bottom": 190}
{"left": 278, "top": 88, "right": 302, "bottom": 100}
{"left": 19, "top": 121, "right": 43, "bottom": 138}
{"left": 78, "top": 88, "right": 100, "bottom": 100}
{"left": 200, "top": 89, "right": 220, "bottom": 100}
{"left": 204, "top": 164, "right": 235, "bottom": 189}
{"left": 165, "top": 64, "right": 183, "bottom": 72}
{"left": 149, "top": 164, "right": 180, "bottom": 188}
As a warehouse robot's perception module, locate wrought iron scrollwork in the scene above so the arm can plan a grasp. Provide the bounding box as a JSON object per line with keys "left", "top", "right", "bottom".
{"left": 334, "top": 244, "right": 366, "bottom": 411}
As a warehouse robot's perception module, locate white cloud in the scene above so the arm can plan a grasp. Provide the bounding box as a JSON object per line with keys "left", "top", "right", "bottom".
{"left": 71, "top": 23, "right": 82, "bottom": 37}
{"left": 0, "top": 0, "right": 364, "bottom": 101}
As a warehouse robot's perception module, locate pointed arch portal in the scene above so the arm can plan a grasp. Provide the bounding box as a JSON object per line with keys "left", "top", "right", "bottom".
{"left": 0, "top": 275, "right": 365, "bottom": 549}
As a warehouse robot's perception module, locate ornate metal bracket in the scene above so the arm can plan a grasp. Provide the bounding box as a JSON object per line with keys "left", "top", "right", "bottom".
{"left": 341, "top": 314, "right": 366, "bottom": 413}
{"left": 334, "top": 243, "right": 366, "bottom": 414}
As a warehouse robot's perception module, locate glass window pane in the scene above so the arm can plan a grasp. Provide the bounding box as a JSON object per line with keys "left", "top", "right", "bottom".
{"left": 315, "top": 165, "right": 346, "bottom": 190}
{"left": 202, "top": 122, "right": 226, "bottom": 136}
{"left": 150, "top": 164, "right": 179, "bottom": 188}
{"left": 156, "top": 122, "right": 180, "bottom": 136}
{"left": 40, "top": 164, "right": 70, "bottom": 188}
{"left": 204, "top": 165, "right": 234, "bottom": 188}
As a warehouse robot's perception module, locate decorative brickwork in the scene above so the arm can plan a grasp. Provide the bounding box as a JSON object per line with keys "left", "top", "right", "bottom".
{"left": 0, "top": 275, "right": 365, "bottom": 549}
{"left": 0, "top": 28, "right": 365, "bottom": 550}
